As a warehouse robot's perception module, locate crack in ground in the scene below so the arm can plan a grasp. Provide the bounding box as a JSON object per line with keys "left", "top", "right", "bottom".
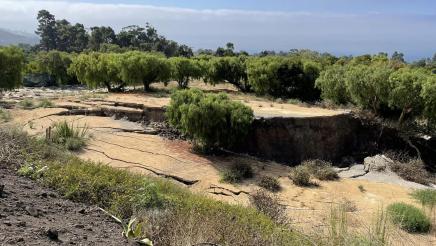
{"left": 348, "top": 170, "right": 370, "bottom": 179}
{"left": 207, "top": 184, "right": 250, "bottom": 196}
{"left": 90, "top": 139, "right": 191, "bottom": 165}
{"left": 83, "top": 147, "right": 199, "bottom": 186}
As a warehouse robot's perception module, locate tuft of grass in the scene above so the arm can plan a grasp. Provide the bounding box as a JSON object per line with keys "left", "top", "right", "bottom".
{"left": 411, "top": 189, "right": 436, "bottom": 210}
{"left": 38, "top": 98, "right": 54, "bottom": 108}
{"left": 302, "top": 159, "right": 339, "bottom": 181}
{"left": 289, "top": 165, "right": 312, "bottom": 186}
{"left": 0, "top": 108, "right": 12, "bottom": 122}
{"left": 220, "top": 162, "right": 254, "bottom": 183}
{"left": 50, "top": 121, "right": 89, "bottom": 151}
{"left": 387, "top": 202, "right": 431, "bottom": 233}
{"left": 257, "top": 176, "right": 281, "bottom": 192}
{"left": 358, "top": 185, "right": 366, "bottom": 193}
{"left": 18, "top": 98, "right": 35, "bottom": 109}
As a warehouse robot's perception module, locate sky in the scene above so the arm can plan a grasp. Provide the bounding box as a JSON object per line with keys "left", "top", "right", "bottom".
{"left": 1, "top": 0, "right": 435, "bottom": 60}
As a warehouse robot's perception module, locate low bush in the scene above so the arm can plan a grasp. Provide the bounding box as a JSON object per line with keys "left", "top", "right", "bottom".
{"left": 250, "top": 190, "right": 287, "bottom": 224}
{"left": 50, "top": 121, "right": 89, "bottom": 151}
{"left": 0, "top": 108, "right": 11, "bottom": 122}
{"left": 257, "top": 176, "right": 281, "bottom": 192}
{"left": 38, "top": 98, "right": 54, "bottom": 108}
{"left": 166, "top": 89, "right": 254, "bottom": 152}
{"left": 411, "top": 189, "right": 436, "bottom": 209}
{"left": 302, "top": 159, "right": 339, "bottom": 181}
{"left": 387, "top": 202, "right": 431, "bottom": 233}
{"left": 389, "top": 158, "right": 433, "bottom": 185}
{"left": 221, "top": 162, "right": 254, "bottom": 183}
{"left": 18, "top": 99, "right": 35, "bottom": 109}
{"left": 289, "top": 166, "right": 312, "bottom": 186}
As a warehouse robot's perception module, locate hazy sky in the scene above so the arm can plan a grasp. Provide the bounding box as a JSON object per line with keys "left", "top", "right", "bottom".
{"left": 1, "top": 0, "right": 435, "bottom": 60}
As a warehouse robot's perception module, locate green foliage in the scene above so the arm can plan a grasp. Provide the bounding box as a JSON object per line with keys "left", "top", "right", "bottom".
{"left": 220, "top": 162, "right": 254, "bottom": 183}
{"left": 206, "top": 56, "right": 251, "bottom": 92}
{"left": 421, "top": 75, "right": 436, "bottom": 124}
{"left": 289, "top": 166, "right": 312, "bottom": 186}
{"left": 315, "top": 65, "right": 350, "bottom": 104}
{"left": 0, "top": 46, "right": 25, "bottom": 91}
{"left": 119, "top": 51, "right": 171, "bottom": 91}
{"left": 0, "top": 108, "right": 11, "bottom": 122}
{"left": 167, "top": 89, "right": 254, "bottom": 151}
{"left": 247, "top": 56, "right": 320, "bottom": 101}
{"left": 388, "top": 68, "right": 426, "bottom": 123}
{"left": 50, "top": 120, "right": 89, "bottom": 151}
{"left": 18, "top": 99, "right": 35, "bottom": 109}
{"left": 411, "top": 189, "right": 436, "bottom": 209}
{"left": 302, "top": 159, "right": 339, "bottom": 181}
{"left": 169, "top": 57, "right": 202, "bottom": 88}
{"left": 345, "top": 65, "right": 393, "bottom": 113}
{"left": 69, "top": 52, "right": 124, "bottom": 91}
{"left": 38, "top": 98, "right": 54, "bottom": 108}
{"left": 28, "top": 51, "right": 75, "bottom": 85}
{"left": 257, "top": 176, "right": 281, "bottom": 192}
{"left": 387, "top": 203, "right": 431, "bottom": 233}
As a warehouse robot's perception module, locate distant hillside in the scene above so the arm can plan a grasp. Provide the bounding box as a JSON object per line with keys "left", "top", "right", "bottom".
{"left": 0, "top": 28, "right": 39, "bottom": 45}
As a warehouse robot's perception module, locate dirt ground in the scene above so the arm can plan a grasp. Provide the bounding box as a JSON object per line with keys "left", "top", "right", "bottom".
{"left": 0, "top": 167, "right": 129, "bottom": 245}
{"left": 1, "top": 85, "right": 435, "bottom": 245}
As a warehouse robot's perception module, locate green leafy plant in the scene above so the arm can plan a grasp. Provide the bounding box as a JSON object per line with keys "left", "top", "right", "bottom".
{"left": 50, "top": 120, "right": 89, "bottom": 150}
{"left": 38, "top": 98, "right": 54, "bottom": 108}
{"left": 18, "top": 99, "right": 35, "bottom": 109}
{"left": 257, "top": 176, "right": 281, "bottom": 192}
{"left": 411, "top": 189, "right": 436, "bottom": 210}
{"left": 387, "top": 202, "right": 431, "bottom": 233}
{"left": 166, "top": 89, "right": 254, "bottom": 152}
{"left": 0, "top": 108, "right": 11, "bottom": 122}
{"left": 221, "top": 162, "right": 254, "bottom": 183}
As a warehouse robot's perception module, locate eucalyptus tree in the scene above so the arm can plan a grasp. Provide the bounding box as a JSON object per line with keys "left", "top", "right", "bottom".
{"left": 0, "top": 46, "right": 25, "bottom": 91}
{"left": 206, "top": 56, "right": 251, "bottom": 92}
{"left": 169, "top": 57, "right": 202, "bottom": 88}
{"left": 28, "top": 51, "right": 75, "bottom": 85}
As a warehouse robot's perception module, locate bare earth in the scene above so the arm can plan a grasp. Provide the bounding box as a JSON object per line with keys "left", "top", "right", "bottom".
{"left": 2, "top": 85, "right": 435, "bottom": 245}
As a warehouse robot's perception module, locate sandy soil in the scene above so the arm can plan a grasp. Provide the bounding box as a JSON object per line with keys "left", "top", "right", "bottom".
{"left": 2, "top": 87, "right": 435, "bottom": 245}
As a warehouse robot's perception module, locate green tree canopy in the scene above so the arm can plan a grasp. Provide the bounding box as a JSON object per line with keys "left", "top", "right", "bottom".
{"left": 169, "top": 57, "right": 202, "bottom": 88}
{"left": 315, "top": 64, "right": 350, "bottom": 104}
{"left": 119, "top": 51, "right": 171, "bottom": 91}
{"left": 206, "top": 56, "right": 251, "bottom": 92}
{"left": 28, "top": 51, "right": 75, "bottom": 85}
{"left": 0, "top": 46, "right": 25, "bottom": 91}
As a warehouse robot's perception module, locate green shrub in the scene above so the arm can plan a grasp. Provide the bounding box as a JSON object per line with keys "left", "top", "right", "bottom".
{"left": 302, "top": 159, "right": 339, "bottom": 181}
{"left": 221, "top": 162, "right": 254, "bottom": 183}
{"left": 289, "top": 166, "right": 312, "bottom": 186}
{"left": 411, "top": 189, "right": 436, "bottom": 209}
{"left": 257, "top": 176, "right": 281, "bottom": 192}
{"left": 51, "top": 120, "right": 89, "bottom": 151}
{"left": 315, "top": 64, "right": 350, "bottom": 104}
{"left": 18, "top": 99, "right": 35, "bottom": 109}
{"left": 166, "top": 89, "right": 254, "bottom": 151}
{"left": 387, "top": 202, "right": 431, "bottom": 233}
{"left": 0, "top": 108, "right": 11, "bottom": 122}
{"left": 38, "top": 98, "right": 54, "bottom": 108}
{"left": 0, "top": 46, "right": 25, "bottom": 90}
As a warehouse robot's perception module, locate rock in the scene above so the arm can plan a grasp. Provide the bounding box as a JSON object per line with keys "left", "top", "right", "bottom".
{"left": 363, "top": 155, "right": 393, "bottom": 172}
{"left": 25, "top": 206, "right": 39, "bottom": 217}
{"left": 0, "top": 183, "right": 4, "bottom": 197}
{"left": 74, "top": 224, "right": 84, "bottom": 229}
{"left": 16, "top": 221, "right": 26, "bottom": 227}
{"left": 3, "top": 221, "right": 12, "bottom": 226}
{"left": 338, "top": 165, "right": 367, "bottom": 178}
{"left": 46, "top": 228, "right": 59, "bottom": 241}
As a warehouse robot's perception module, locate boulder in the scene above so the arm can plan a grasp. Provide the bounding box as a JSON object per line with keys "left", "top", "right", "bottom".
{"left": 363, "top": 155, "right": 394, "bottom": 172}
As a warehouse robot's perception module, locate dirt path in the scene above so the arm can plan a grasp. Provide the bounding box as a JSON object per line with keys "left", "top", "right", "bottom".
{"left": 0, "top": 167, "right": 128, "bottom": 246}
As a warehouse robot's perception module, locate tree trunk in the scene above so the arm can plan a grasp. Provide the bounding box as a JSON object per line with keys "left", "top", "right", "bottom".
{"left": 143, "top": 82, "right": 151, "bottom": 92}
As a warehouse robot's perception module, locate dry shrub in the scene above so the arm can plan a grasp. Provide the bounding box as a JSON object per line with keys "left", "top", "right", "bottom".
{"left": 289, "top": 165, "right": 312, "bottom": 186}
{"left": 220, "top": 162, "right": 253, "bottom": 183}
{"left": 302, "top": 159, "right": 339, "bottom": 181}
{"left": 250, "top": 190, "right": 288, "bottom": 225}
{"left": 257, "top": 176, "right": 281, "bottom": 192}
{"left": 389, "top": 158, "right": 433, "bottom": 185}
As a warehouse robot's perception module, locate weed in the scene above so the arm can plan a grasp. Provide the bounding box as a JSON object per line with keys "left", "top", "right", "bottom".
{"left": 302, "top": 159, "right": 339, "bottom": 181}
{"left": 387, "top": 202, "right": 431, "bottom": 233}
{"left": 411, "top": 189, "right": 436, "bottom": 210}
{"left": 0, "top": 108, "right": 11, "bottom": 122}
{"left": 257, "top": 176, "right": 281, "bottom": 192}
{"left": 18, "top": 98, "right": 35, "bottom": 109}
{"left": 50, "top": 121, "right": 89, "bottom": 151}
{"left": 358, "top": 185, "right": 366, "bottom": 193}
{"left": 38, "top": 98, "right": 54, "bottom": 108}
{"left": 250, "top": 190, "right": 287, "bottom": 224}
{"left": 220, "top": 162, "right": 254, "bottom": 183}
{"left": 288, "top": 165, "right": 312, "bottom": 186}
